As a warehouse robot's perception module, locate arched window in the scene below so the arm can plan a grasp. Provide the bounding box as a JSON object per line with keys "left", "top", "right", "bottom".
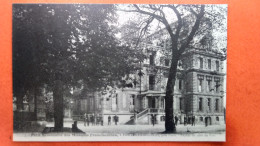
{"left": 200, "top": 117, "right": 203, "bottom": 121}
{"left": 216, "top": 116, "right": 219, "bottom": 121}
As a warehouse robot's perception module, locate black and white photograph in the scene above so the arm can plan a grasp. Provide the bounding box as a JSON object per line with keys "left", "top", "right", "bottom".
{"left": 12, "top": 4, "right": 227, "bottom": 141}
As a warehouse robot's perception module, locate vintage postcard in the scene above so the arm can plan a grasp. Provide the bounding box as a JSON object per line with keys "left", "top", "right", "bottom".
{"left": 13, "top": 4, "right": 227, "bottom": 141}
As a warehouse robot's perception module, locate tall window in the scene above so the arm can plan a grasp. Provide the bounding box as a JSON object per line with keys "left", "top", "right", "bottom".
{"left": 215, "top": 81, "right": 220, "bottom": 93}
{"left": 199, "top": 98, "right": 203, "bottom": 111}
{"left": 199, "top": 57, "right": 203, "bottom": 69}
{"left": 207, "top": 98, "right": 211, "bottom": 111}
{"left": 112, "top": 96, "right": 117, "bottom": 111}
{"left": 198, "top": 80, "right": 203, "bottom": 92}
{"left": 131, "top": 95, "right": 135, "bottom": 105}
{"left": 206, "top": 76, "right": 213, "bottom": 92}
{"left": 179, "top": 79, "right": 182, "bottom": 90}
{"left": 161, "top": 98, "right": 164, "bottom": 109}
{"left": 207, "top": 80, "right": 211, "bottom": 92}
{"left": 215, "top": 99, "right": 219, "bottom": 111}
{"left": 214, "top": 77, "right": 220, "bottom": 93}
{"left": 216, "top": 60, "right": 219, "bottom": 71}
{"left": 129, "top": 95, "right": 135, "bottom": 112}
{"left": 165, "top": 59, "right": 169, "bottom": 66}
{"left": 208, "top": 59, "right": 211, "bottom": 70}
{"left": 149, "top": 75, "right": 155, "bottom": 90}
{"left": 198, "top": 75, "right": 204, "bottom": 92}
{"left": 150, "top": 52, "right": 155, "bottom": 65}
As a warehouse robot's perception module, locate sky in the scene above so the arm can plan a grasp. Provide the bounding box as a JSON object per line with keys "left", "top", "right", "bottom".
{"left": 115, "top": 4, "right": 227, "bottom": 50}
{"left": 115, "top": 4, "right": 227, "bottom": 107}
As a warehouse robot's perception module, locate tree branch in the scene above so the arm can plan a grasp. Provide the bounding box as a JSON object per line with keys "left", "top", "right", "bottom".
{"left": 164, "top": 5, "right": 183, "bottom": 50}
{"left": 132, "top": 4, "right": 175, "bottom": 42}
{"left": 133, "top": 4, "right": 164, "bottom": 22}
{"left": 190, "top": 8, "right": 198, "bottom": 17}
{"left": 134, "top": 16, "right": 154, "bottom": 49}
{"left": 178, "top": 5, "right": 205, "bottom": 55}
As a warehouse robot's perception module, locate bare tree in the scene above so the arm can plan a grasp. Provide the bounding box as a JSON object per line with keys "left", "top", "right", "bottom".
{"left": 120, "top": 4, "right": 226, "bottom": 133}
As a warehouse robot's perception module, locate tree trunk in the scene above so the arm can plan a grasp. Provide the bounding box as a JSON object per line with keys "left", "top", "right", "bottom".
{"left": 34, "top": 87, "right": 38, "bottom": 120}
{"left": 53, "top": 79, "right": 64, "bottom": 132}
{"left": 164, "top": 53, "right": 179, "bottom": 133}
{"left": 16, "top": 89, "right": 25, "bottom": 111}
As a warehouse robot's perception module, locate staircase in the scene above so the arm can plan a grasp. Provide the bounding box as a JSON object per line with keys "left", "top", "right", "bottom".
{"left": 136, "top": 109, "right": 149, "bottom": 119}
{"left": 125, "top": 108, "right": 164, "bottom": 125}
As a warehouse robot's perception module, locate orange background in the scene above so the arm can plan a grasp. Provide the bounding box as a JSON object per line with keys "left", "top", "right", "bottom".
{"left": 1, "top": 0, "right": 260, "bottom": 145}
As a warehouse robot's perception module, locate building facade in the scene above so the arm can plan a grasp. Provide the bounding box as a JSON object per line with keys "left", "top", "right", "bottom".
{"left": 73, "top": 15, "right": 226, "bottom": 125}
{"left": 73, "top": 43, "right": 226, "bottom": 125}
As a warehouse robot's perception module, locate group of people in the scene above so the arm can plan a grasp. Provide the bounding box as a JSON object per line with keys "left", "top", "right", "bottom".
{"left": 83, "top": 113, "right": 103, "bottom": 126}
{"left": 83, "top": 113, "right": 198, "bottom": 126}
{"left": 83, "top": 114, "right": 120, "bottom": 126}
{"left": 151, "top": 115, "right": 195, "bottom": 127}
{"left": 183, "top": 116, "right": 196, "bottom": 126}
{"left": 174, "top": 115, "right": 196, "bottom": 126}
{"left": 108, "top": 115, "right": 119, "bottom": 125}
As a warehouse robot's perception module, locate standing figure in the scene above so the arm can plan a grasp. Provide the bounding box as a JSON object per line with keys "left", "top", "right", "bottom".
{"left": 83, "top": 113, "right": 87, "bottom": 127}
{"left": 114, "top": 115, "right": 119, "bottom": 125}
{"left": 117, "top": 115, "right": 119, "bottom": 125}
{"left": 192, "top": 116, "right": 195, "bottom": 126}
{"left": 100, "top": 116, "right": 104, "bottom": 126}
{"left": 95, "top": 114, "right": 99, "bottom": 125}
{"left": 184, "top": 116, "right": 187, "bottom": 126}
{"left": 154, "top": 114, "right": 157, "bottom": 125}
{"left": 174, "top": 116, "right": 179, "bottom": 126}
{"left": 91, "top": 114, "right": 95, "bottom": 126}
{"left": 108, "top": 115, "right": 111, "bottom": 125}
{"left": 86, "top": 114, "right": 90, "bottom": 126}
{"left": 151, "top": 114, "right": 155, "bottom": 126}
{"left": 205, "top": 117, "right": 208, "bottom": 127}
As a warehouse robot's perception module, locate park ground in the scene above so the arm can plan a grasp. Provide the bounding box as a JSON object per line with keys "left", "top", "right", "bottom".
{"left": 64, "top": 120, "right": 226, "bottom": 135}
{"left": 13, "top": 119, "right": 226, "bottom": 141}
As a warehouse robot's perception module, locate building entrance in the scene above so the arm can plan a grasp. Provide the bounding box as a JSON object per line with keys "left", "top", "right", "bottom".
{"left": 148, "top": 97, "right": 156, "bottom": 108}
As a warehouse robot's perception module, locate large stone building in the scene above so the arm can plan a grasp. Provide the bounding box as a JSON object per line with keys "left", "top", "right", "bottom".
{"left": 72, "top": 14, "right": 226, "bottom": 125}
{"left": 72, "top": 38, "right": 226, "bottom": 125}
